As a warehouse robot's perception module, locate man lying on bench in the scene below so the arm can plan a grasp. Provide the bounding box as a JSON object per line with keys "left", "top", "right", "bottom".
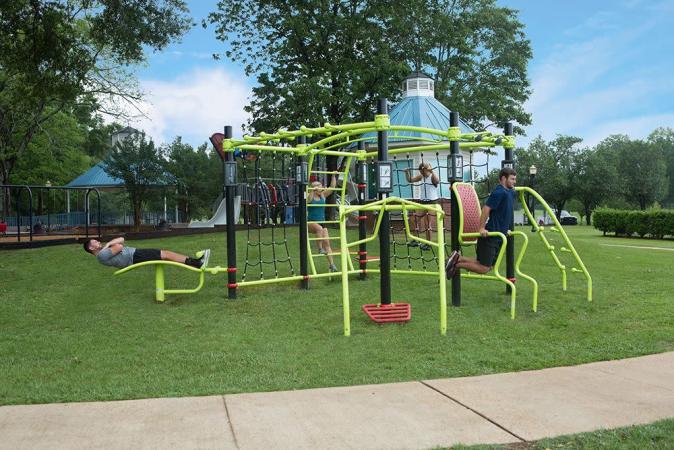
{"left": 83, "top": 237, "right": 209, "bottom": 270}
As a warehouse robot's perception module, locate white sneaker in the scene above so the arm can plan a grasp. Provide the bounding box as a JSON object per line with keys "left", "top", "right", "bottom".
{"left": 201, "top": 249, "right": 211, "bottom": 269}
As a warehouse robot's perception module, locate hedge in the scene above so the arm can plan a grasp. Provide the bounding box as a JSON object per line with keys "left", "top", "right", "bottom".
{"left": 593, "top": 208, "right": 674, "bottom": 239}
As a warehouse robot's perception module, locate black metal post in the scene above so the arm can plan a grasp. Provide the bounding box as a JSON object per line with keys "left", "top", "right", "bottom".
{"left": 15, "top": 188, "right": 21, "bottom": 243}
{"left": 377, "top": 98, "right": 391, "bottom": 305}
{"left": 503, "top": 122, "right": 515, "bottom": 291}
{"left": 298, "top": 135, "right": 309, "bottom": 289}
{"left": 46, "top": 188, "right": 51, "bottom": 232}
{"left": 449, "top": 112, "right": 461, "bottom": 307}
{"left": 357, "top": 141, "right": 367, "bottom": 280}
{"left": 224, "top": 125, "right": 237, "bottom": 299}
{"left": 529, "top": 174, "right": 536, "bottom": 233}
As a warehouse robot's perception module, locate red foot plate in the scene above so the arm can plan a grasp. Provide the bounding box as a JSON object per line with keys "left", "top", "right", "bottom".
{"left": 362, "top": 303, "right": 411, "bottom": 324}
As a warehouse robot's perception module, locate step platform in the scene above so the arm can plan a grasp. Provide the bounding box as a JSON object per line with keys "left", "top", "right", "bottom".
{"left": 362, "top": 303, "right": 411, "bottom": 324}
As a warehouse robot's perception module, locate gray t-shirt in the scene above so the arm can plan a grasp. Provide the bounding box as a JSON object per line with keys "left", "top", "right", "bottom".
{"left": 97, "top": 246, "right": 136, "bottom": 268}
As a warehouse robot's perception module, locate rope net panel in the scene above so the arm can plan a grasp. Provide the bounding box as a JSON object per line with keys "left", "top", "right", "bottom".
{"left": 240, "top": 150, "right": 297, "bottom": 281}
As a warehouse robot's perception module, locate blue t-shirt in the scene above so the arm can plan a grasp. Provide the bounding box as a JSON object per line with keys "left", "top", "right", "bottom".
{"left": 485, "top": 184, "right": 516, "bottom": 234}
{"left": 307, "top": 197, "right": 326, "bottom": 222}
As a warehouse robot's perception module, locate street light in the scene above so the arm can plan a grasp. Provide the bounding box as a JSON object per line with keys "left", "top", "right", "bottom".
{"left": 529, "top": 165, "right": 537, "bottom": 231}
{"left": 44, "top": 181, "right": 52, "bottom": 232}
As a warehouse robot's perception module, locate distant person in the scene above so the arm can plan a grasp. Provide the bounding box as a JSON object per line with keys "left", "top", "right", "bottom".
{"left": 83, "top": 237, "right": 208, "bottom": 270}
{"left": 307, "top": 175, "right": 338, "bottom": 272}
{"left": 404, "top": 162, "right": 440, "bottom": 250}
{"left": 445, "top": 167, "right": 517, "bottom": 277}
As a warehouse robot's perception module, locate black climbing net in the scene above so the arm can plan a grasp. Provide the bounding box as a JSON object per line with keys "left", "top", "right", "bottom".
{"left": 240, "top": 150, "right": 297, "bottom": 281}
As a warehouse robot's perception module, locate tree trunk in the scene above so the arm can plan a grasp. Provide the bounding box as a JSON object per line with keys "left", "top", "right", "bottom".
{"left": 133, "top": 199, "right": 142, "bottom": 232}
{"left": 584, "top": 206, "right": 592, "bottom": 225}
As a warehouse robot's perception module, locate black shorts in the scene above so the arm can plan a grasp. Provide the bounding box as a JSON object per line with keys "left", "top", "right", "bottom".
{"left": 476, "top": 237, "right": 502, "bottom": 268}
{"left": 133, "top": 248, "right": 162, "bottom": 264}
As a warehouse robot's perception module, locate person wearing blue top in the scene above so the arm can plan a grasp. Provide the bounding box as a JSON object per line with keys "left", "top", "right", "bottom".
{"left": 308, "top": 174, "right": 338, "bottom": 272}
{"left": 445, "top": 167, "right": 517, "bottom": 277}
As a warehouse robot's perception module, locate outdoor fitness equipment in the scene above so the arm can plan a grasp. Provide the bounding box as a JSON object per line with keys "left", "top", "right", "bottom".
{"left": 114, "top": 99, "right": 592, "bottom": 335}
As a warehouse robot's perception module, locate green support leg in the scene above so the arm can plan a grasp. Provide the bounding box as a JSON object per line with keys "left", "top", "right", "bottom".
{"left": 155, "top": 265, "right": 165, "bottom": 302}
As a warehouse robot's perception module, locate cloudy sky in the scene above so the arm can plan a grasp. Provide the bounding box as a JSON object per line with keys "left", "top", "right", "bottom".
{"left": 127, "top": 0, "right": 674, "bottom": 149}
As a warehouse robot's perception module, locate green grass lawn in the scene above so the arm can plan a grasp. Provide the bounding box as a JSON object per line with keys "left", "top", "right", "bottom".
{"left": 1, "top": 225, "right": 673, "bottom": 405}
{"left": 456, "top": 417, "right": 674, "bottom": 449}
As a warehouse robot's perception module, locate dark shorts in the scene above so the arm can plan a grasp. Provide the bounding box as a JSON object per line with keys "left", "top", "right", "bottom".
{"left": 476, "top": 237, "right": 502, "bottom": 268}
{"left": 133, "top": 248, "right": 162, "bottom": 264}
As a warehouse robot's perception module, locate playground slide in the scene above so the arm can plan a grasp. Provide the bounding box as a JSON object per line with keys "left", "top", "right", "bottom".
{"left": 188, "top": 196, "right": 241, "bottom": 228}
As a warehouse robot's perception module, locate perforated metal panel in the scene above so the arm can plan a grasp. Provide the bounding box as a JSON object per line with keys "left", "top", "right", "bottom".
{"left": 454, "top": 184, "right": 481, "bottom": 243}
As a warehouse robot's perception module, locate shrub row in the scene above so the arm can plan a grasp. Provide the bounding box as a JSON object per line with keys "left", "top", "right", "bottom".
{"left": 593, "top": 208, "right": 674, "bottom": 239}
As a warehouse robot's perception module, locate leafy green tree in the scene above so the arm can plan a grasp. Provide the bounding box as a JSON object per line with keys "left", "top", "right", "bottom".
{"left": 207, "top": 0, "right": 531, "bottom": 133}
{"left": 104, "top": 133, "right": 168, "bottom": 231}
{"left": 208, "top": 0, "right": 407, "bottom": 132}
{"left": 390, "top": 0, "right": 532, "bottom": 132}
{"left": 165, "top": 138, "right": 221, "bottom": 221}
{"left": 647, "top": 127, "right": 674, "bottom": 208}
{"left": 0, "top": 1, "right": 192, "bottom": 189}
{"left": 611, "top": 137, "right": 667, "bottom": 210}
{"left": 516, "top": 135, "right": 582, "bottom": 218}
{"left": 572, "top": 146, "right": 616, "bottom": 225}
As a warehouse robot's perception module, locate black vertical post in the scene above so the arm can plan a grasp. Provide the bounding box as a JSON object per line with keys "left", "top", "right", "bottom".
{"left": 377, "top": 98, "right": 391, "bottom": 306}
{"left": 503, "top": 122, "right": 515, "bottom": 292}
{"left": 449, "top": 112, "right": 461, "bottom": 307}
{"left": 46, "top": 188, "right": 50, "bottom": 232}
{"left": 225, "top": 125, "right": 237, "bottom": 299}
{"left": 298, "top": 136, "right": 309, "bottom": 289}
{"left": 16, "top": 188, "right": 21, "bottom": 243}
{"left": 84, "top": 189, "right": 90, "bottom": 239}
{"left": 357, "top": 141, "right": 367, "bottom": 280}
{"left": 96, "top": 190, "right": 102, "bottom": 238}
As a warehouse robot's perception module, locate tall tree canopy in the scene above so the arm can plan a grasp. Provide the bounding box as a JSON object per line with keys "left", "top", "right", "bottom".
{"left": 105, "top": 133, "right": 169, "bottom": 230}
{"left": 0, "top": 0, "right": 192, "bottom": 188}
{"left": 207, "top": 0, "right": 531, "bottom": 133}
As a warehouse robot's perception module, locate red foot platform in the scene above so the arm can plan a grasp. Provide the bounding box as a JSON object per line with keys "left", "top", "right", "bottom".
{"left": 362, "top": 303, "right": 411, "bottom": 324}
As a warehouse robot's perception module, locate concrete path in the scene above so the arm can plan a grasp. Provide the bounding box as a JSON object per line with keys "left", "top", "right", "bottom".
{"left": 1, "top": 352, "right": 673, "bottom": 449}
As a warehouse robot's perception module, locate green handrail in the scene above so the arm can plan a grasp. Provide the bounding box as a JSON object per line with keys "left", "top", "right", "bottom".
{"left": 516, "top": 187, "right": 592, "bottom": 302}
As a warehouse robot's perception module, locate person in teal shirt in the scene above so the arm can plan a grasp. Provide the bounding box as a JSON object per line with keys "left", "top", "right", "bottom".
{"left": 308, "top": 174, "right": 338, "bottom": 272}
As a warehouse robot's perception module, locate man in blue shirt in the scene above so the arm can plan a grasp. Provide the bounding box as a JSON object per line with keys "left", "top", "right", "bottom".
{"left": 446, "top": 167, "right": 517, "bottom": 277}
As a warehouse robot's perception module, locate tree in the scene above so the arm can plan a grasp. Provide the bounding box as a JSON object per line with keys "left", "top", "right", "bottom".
{"left": 165, "top": 138, "right": 221, "bottom": 221}
{"left": 647, "top": 127, "right": 674, "bottom": 208}
{"left": 0, "top": 1, "right": 192, "bottom": 189}
{"left": 607, "top": 136, "right": 667, "bottom": 210}
{"left": 390, "top": 0, "right": 532, "bottom": 132}
{"left": 572, "top": 146, "right": 616, "bottom": 225}
{"left": 207, "top": 0, "right": 531, "bottom": 133}
{"left": 208, "top": 0, "right": 408, "bottom": 132}
{"left": 104, "top": 133, "right": 168, "bottom": 231}
{"left": 516, "top": 135, "right": 582, "bottom": 218}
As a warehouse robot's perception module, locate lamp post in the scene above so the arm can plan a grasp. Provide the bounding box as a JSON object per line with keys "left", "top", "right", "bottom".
{"left": 45, "top": 180, "right": 52, "bottom": 232}
{"left": 529, "top": 165, "right": 537, "bottom": 231}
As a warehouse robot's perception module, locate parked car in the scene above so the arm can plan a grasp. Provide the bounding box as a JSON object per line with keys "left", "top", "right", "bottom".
{"left": 539, "top": 210, "right": 578, "bottom": 226}
{"left": 559, "top": 211, "right": 578, "bottom": 225}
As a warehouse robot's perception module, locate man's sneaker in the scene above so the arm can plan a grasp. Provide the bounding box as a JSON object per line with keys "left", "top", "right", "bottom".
{"left": 201, "top": 249, "right": 211, "bottom": 269}
{"left": 408, "top": 241, "right": 420, "bottom": 247}
{"left": 419, "top": 243, "right": 432, "bottom": 251}
{"left": 318, "top": 248, "right": 328, "bottom": 255}
{"left": 186, "top": 257, "right": 203, "bottom": 269}
{"left": 329, "top": 264, "right": 339, "bottom": 272}
{"left": 445, "top": 250, "right": 460, "bottom": 279}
